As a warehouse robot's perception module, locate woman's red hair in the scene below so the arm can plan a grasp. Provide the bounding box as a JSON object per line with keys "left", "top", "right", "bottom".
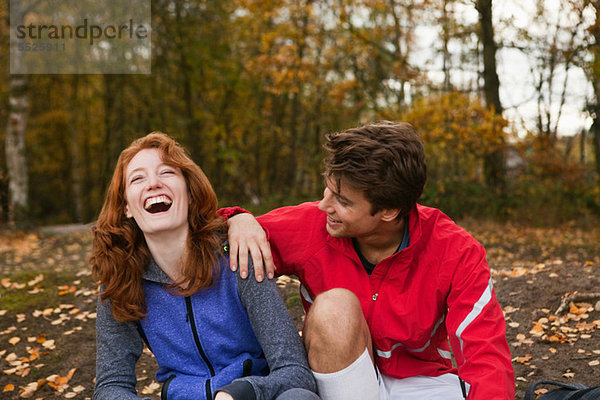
{"left": 91, "top": 132, "right": 226, "bottom": 322}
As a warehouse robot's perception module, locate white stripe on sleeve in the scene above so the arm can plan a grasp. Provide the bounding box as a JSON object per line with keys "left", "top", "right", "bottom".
{"left": 455, "top": 277, "right": 494, "bottom": 353}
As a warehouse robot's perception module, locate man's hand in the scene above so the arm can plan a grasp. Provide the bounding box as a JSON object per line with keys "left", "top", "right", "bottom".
{"left": 214, "top": 391, "right": 234, "bottom": 400}
{"left": 227, "top": 213, "right": 275, "bottom": 281}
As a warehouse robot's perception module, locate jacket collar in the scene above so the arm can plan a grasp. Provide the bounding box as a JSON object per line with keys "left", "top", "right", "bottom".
{"left": 143, "top": 257, "right": 173, "bottom": 285}
{"left": 141, "top": 241, "right": 228, "bottom": 285}
{"left": 408, "top": 205, "right": 422, "bottom": 245}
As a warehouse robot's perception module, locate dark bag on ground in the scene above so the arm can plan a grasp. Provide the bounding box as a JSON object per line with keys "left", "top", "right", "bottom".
{"left": 524, "top": 380, "right": 600, "bottom": 400}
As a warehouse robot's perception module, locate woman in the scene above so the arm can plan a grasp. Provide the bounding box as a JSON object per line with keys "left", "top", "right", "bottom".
{"left": 92, "top": 132, "right": 318, "bottom": 400}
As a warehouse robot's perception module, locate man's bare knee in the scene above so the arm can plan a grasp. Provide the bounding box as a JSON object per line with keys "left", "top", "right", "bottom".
{"left": 304, "top": 288, "right": 371, "bottom": 372}
{"left": 305, "top": 289, "right": 362, "bottom": 336}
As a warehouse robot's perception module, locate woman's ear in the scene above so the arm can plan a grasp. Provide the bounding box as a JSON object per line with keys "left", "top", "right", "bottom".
{"left": 125, "top": 204, "right": 132, "bottom": 219}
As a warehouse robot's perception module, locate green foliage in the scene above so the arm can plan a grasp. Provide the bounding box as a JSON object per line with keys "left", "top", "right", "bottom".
{"left": 396, "top": 92, "right": 508, "bottom": 218}
{"left": 503, "top": 136, "right": 600, "bottom": 225}
{"left": 26, "top": 110, "right": 72, "bottom": 224}
{"left": 421, "top": 178, "right": 507, "bottom": 220}
{"left": 585, "top": 180, "right": 600, "bottom": 215}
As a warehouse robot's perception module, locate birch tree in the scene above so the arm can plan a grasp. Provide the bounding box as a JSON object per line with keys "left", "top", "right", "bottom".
{"left": 5, "top": 0, "right": 35, "bottom": 223}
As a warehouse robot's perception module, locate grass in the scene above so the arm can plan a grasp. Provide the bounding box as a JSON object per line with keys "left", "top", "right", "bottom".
{"left": 1, "top": 269, "right": 94, "bottom": 312}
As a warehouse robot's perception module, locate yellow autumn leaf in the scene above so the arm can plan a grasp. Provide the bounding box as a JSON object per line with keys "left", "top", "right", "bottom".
{"left": 19, "top": 379, "right": 45, "bottom": 398}
{"left": 71, "top": 385, "right": 86, "bottom": 393}
{"left": 514, "top": 354, "right": 532, "bottom": 364}
{"left": 142, "top": 381, "right": 161, "bottom": 394}
{"left": 569, "top": 302, "right": 587, "bottom": 315}
{"left": 47, "top": 368, "right": 77, "bottom": 391}
{"left": 546, "top": 333, "right": 569, "bottom": 343}
{"left": 27, "top": 274, "right": 44, "bottom": 287}
{"left": 8, "top": 337, "right": 21, "bottom": 345}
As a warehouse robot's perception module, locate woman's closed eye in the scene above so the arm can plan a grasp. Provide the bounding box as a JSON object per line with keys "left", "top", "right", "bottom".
{"left": 130, "top": 175, "right": 144, "bottom": 184}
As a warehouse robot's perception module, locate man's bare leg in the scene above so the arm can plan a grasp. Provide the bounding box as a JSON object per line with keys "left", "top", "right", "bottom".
{"left": 304, "top": 288, "right": 379, "bottom": 400}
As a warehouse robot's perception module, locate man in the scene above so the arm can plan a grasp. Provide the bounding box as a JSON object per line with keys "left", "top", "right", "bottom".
{"left": 222, "top": 121, "right": 514, "bottom": 399}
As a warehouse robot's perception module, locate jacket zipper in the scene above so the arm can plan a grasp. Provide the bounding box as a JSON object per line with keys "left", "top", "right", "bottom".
{"left": 160, "top": 374, "right": 175, "bottom": 400}
{"left": 185, "top": 296, "right": 215, "bottom": 400}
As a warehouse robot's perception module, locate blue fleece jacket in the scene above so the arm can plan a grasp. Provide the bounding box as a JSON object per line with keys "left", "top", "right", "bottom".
{"left": 94, "top": 253, "right": 316, "bottom": 400}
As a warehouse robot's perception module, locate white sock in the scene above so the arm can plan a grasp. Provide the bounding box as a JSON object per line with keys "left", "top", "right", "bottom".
{"left": 312, "top": 348, "right": 380, "bottom": 400}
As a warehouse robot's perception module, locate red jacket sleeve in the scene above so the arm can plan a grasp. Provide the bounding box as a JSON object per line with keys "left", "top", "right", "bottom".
{"left": 445, "top": 242, "right": 515, "bottom": 399}
{"left": 217, "top": 206, "right": 250, "bottom": 220}
{"left": 255, "top": 202, "right": 322, "bottom": 276}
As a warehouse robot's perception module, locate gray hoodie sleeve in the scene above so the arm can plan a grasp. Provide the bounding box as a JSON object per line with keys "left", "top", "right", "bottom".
{"left": 217, "top": 263, "right": 317, "bottom": 400}
{"left": 93, "top": 295, "right": 150, "bottom": 400}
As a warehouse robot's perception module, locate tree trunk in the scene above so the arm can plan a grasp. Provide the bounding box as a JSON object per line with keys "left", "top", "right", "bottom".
{"left": 174, "top": 1, "right": 201, "bottom": 163}
{"left": 476, "top": 0, "right": 506, "bottom": 193}
{"left": 6, "top": 0, "right": 29, "bottom": 223}
{"left": 99, "top": 74, "right": 119, "bottom": 197}
{"left": 593, "top": 119, "right": 600, "bottom": 177}
{"left": 579, "top": 130, "right": 586, "bottom": 166}
{"left": 69, "top": 76, "right": 84, "bottom": 223}
{"left": 5, "top": 77, "right": 29, "bottom": 223}
{"left": 442, "top": 0, "right": 452, "bottom": 92}
{"left": 591, "top": 2, "right": 600, "bottom": 177}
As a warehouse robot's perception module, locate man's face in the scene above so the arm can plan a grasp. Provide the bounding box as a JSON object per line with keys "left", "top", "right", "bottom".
{"left": 317, "top": 177, "right": 386, "bottom": 239}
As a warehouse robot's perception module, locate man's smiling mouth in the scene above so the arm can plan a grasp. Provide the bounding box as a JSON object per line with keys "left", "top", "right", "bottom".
{"left": 144, "top": 195, "right": 172, "bottom": 214}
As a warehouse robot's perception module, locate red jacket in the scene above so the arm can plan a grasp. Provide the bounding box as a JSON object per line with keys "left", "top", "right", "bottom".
{"left": 255, "top": 202, "right": 514, "bottom": 400}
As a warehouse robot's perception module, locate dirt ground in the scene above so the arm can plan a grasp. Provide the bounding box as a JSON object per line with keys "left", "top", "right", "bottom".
{"left": 0, "top": 221, "right": 599, "bottom": 399}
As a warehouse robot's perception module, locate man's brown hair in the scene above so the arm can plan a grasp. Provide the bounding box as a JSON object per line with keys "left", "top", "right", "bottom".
{"left": 324, "top": 121, "right": 426, "bottom": 218}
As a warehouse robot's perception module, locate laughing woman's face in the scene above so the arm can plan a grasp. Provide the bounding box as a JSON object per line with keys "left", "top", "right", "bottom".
{"left": 124, "top": 148, "right": 189, "bottom": 237}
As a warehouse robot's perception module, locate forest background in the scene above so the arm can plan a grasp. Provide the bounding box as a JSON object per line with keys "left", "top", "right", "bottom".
{"left": 1, "top": 0, "right": 600, "bottom": 227}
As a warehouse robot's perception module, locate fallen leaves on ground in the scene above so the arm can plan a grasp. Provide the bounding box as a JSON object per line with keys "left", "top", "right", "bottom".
{"left": 14, "top": 369, "right": 77, "bottom": 398}
{"left": 0, "top": 233, "right": 39, "bottom": 255}
{"left": 0, "top": 231, "right": 99, "bottom": 399}
{"left": 464, "top": 220, "right": 600, "bottom": 395}
{"left": 0, "top": 223, "right": 599, "bottom": 399}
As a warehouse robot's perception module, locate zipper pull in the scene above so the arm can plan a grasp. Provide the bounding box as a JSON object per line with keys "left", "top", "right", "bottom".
{"left": 372, "top": 293, "right": 379, "bottom": 301}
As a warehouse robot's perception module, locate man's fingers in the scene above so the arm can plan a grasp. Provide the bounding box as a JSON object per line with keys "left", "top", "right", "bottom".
{"left": 226, "top": 212, "right": 271, "bottom": 281}
{"left": 256, "top": 236, "right": 275, "bottom": 279}
{"left": 249, "top": 243, "right": 265, "bottom": 282}
{"left": 263, "top": 250, "right": 276, "bottom": 280}
{"left": 238, "top": 243, "right": 250, "bottom": 279}
{"left": 228, "top": 241, "right": 239, "bottom": 271}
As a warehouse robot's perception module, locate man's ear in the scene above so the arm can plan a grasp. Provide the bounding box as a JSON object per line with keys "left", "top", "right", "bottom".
{"left": 125, "top": 204, "right": 132, "bottom": 219}
{"left": 380, "top": 208, "right": 401, "bottom": 222}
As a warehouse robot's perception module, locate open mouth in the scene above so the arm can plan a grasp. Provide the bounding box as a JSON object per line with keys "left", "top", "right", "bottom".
{"left": 144, "top": 195, "right": 173, "bottom": 214}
